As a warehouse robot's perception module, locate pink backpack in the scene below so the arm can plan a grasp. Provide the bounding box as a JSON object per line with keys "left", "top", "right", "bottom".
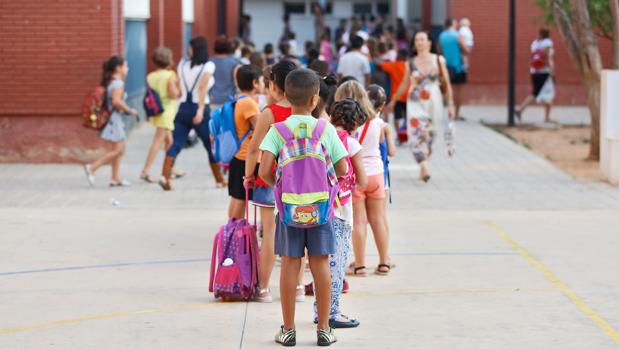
{"left": 209, "top": 202, "right": 259, "bottom": 301}
{"left": 335, "top": 129, "right": 356, "bottom": 206}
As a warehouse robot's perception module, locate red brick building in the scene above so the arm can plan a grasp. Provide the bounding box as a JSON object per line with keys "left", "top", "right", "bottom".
{"left": 0, "top": 0, "right": 240, "bottom": 162}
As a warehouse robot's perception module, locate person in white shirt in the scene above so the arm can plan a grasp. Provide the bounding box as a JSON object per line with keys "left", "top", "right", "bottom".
{"left": 337, "top": 35, "right": 371, "bottom": 86}
{"left": 516, "top": 28, "right": 555, "bottom": 123}
{"left": 458, "top": 18, "right": 474, "bottom": 70}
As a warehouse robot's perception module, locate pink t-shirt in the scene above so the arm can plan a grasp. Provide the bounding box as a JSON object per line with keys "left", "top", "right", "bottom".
{"left": 354, "top": 117, "right": 385, "bottom": 176}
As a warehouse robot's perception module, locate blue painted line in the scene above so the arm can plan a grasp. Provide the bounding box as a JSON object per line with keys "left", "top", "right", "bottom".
{"left": 0, "top": 252, "right": 516, "bottom": 277}
{"left": 0, "top": 258, "right": 211, "bottom": 276}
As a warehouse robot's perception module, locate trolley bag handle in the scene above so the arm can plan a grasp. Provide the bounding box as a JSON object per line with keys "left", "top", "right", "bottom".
{"left": 245, "top": 187, "right": 257, "bottom": 227}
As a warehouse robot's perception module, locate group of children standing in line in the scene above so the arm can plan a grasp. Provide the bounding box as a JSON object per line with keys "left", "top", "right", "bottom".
{"left": 84, "top": 35, "right": 398, "bottom": 346}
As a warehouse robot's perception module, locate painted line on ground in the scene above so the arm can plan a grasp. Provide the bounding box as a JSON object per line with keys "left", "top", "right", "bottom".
{"left": 0, "top": 302, "right": 226, "bottom": 335}
{"left": 0, "top": 287, "right": 551, "bottom": 335}
{"left": 485, "top": 220, "right": 619, "bottom": 345}
{"left": 0, "top": 252, "right": 516, "bottom": 277}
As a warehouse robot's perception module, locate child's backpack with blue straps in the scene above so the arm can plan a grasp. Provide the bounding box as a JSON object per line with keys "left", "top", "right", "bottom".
{"left": 209, "top": 96, "right": 249, "bottom": 164}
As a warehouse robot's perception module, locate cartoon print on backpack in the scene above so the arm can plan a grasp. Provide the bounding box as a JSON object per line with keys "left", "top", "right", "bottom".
{"left": 292, "top": 205, "right": 319, "bottom": 225}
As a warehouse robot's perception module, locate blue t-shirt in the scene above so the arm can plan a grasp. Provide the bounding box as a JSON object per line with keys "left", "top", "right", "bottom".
{"left": 439, "top": 30, "right": 464, "bottom": 73}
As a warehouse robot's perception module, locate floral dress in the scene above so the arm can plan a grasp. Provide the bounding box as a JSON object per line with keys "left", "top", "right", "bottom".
{"left": 406, "top": 54, "right": 454, "bottom": 163}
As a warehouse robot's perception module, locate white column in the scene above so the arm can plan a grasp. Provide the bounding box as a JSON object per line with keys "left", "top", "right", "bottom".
{"left": 182, "top": 0, "right": 194, "bottom": 23}
{"left": 123, "top": 0, "right": 150, "bottom": 19}
{"left": 601, "top": 70, "right": 619, "bottom": 185}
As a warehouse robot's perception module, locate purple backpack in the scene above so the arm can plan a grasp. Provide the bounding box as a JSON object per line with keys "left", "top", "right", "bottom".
{"left": 273, "top": 119, "right": 340, "bottom": 228}
{"left": 209, "top": 206, "right": 259, "bottom": 301}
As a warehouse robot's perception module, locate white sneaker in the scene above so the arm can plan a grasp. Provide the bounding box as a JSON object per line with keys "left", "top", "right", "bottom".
{"left": 83, "top": 165, "right": 95, "bottom": 187}
{"left": 295, "top": 284, "right": 306, "bottom": 303}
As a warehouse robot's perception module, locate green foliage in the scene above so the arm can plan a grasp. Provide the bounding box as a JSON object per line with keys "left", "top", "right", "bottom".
{"left": 535, "top": 0, "right": 613, "bottom": 39}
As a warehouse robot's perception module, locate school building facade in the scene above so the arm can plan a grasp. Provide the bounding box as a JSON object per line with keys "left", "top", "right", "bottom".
{"left": 0, "top": 0, "right": 613, "bottom": 162}
{"left": 0, "top": 0, "right": 240, "bottom": 163}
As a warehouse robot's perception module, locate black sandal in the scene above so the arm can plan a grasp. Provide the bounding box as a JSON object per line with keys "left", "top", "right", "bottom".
{"left": 375, "top": 264, "right": 391, "bottom": 276}
{"left": 346, "top": 265, "right": 368, "bottom": 277}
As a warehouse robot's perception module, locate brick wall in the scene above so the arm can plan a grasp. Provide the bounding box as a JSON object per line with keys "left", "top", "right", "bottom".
{"left": 449, "top": 0, "right": 613, "bottom": 104}
{"left": 0, "top": 0, "right": 241, "bottom": 163}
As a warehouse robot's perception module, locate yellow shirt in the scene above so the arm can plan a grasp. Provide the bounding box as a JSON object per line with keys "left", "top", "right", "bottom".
{"left": 147, "top": 69, "right": 177, "bottom": 130}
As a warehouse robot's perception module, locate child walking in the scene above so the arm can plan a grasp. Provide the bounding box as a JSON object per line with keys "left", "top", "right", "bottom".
{"left": 313, "top": 98, "right": 368, "bottom": 329}
{"left": 140, "top": 48, "right": 181, "bottom": 182}
{"left": 84, "top": 56, "right": 138, "bottom": 187}
{"left": 244, "top": 60, "right": 297, "bottom": 302}
{"left": 258, "top": 69, "right": 348, "bottom": 346}
{"left": 335, "top": 81, "right": 394, "bottom": 277}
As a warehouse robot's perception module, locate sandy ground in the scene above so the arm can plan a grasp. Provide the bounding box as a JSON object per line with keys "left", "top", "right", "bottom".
{"left": 496, "top": 125, "right": 603, "bottom": 182}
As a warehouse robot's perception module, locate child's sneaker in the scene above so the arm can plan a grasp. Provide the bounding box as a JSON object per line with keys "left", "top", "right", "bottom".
{"left": 295, "top": 284, "right": 306, "bottom": 302}
{"left": 275, "top": 326, "right": 296, "bottom": 347}
{"left": 254, "top": 287, "right": 273, "bottom": 303}
{"left": 317, "top": 327, "right": 337, "bottom": 346}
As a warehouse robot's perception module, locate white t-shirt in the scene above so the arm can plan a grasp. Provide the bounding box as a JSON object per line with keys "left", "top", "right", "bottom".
{"left": 337, "top": 51, "right": 370, "bottom": 84}
{"left": 354, "top": 117, "right": 385, "bottom": 176}
{"left": 459, "top": 26, "right": 474, "bottom": 48}
{"left": 334, "top": 136, "right": 362, "bottom": 225}
{"left": 530, "top": 38, "right": 553, "bottom": 74}
{"left": 177, "top": 60, "right": 216, "bottom": 104}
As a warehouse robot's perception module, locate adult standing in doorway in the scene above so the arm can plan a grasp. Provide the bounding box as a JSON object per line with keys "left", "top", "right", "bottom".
{"left": 438, "top": 18, "right": 469, "bottom": 120}
{"left": 159, "top": 37, "right": 225, "bottom": 190}
{"left": 312, "top": 2, "right": 325, "bottom": 45}
{"left": 515, "top": 28, "right": 555, "bottom": 123}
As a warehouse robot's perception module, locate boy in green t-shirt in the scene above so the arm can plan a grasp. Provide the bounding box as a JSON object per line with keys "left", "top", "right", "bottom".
{"left": 258, "top": 69, "right": 348, "bottom": 347}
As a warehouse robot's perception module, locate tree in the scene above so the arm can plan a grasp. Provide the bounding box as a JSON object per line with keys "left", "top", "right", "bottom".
{"left": 536, "top": 0, "right": 617, "bottom": 159}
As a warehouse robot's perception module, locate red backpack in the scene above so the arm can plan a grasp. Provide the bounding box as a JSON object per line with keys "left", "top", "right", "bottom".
{"left": 530, "top": 48, "right": 547, "bottom": 70}
{"left": 335, "top": 129, "right": 356, "bottom": 206}
{"left": 81, "top": 86, "right": 110, "bottom": 130}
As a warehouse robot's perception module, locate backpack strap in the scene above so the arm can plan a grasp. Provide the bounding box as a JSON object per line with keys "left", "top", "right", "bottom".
{"left": 358, "top": 121, "right": 371, "bottom": 144}
{"left": 273, "top": 122, "right": 295, "bottom": 142}
{"left": 311, "top": 119, "right": 328, "bottom": 140}
{"left": 189, "top": 63, "right": 206, "bottom": 94}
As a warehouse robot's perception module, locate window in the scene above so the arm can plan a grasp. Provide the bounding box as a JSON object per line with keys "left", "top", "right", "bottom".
{"left": 311, "top": 1, "right": 333, "bottom": 15}
{"left": 284, "top": 2, "right": 306, "bottom": 15}
{"left": 377, "top": 2, "right": 390, "bottom": 16}
{"left": 353, "top": 3, "right": 372, "bottom": 15}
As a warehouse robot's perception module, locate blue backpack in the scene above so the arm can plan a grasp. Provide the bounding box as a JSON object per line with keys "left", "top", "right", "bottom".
{"left": 209, "top": 96, "right": 250, "bottom": 164}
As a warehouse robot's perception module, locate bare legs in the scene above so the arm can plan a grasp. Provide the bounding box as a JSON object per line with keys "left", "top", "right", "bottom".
{"left": 142, "top": 127, "right": 172, "bottom": 177}
{"left": 228, "top": 197, "right": 246, "bottom": 219}
{"left": 279, "top": 255, "right": 331, "bottom": 330}
{"left": 453, "top": 84, "right": 464, "bottom": 118}
{"left": 352, "top": 197, "right": 391, "bottom": 272}
{"left": 88, "top": 142, "right": 126, "bottom": 182}
{"left": 258, "top": 207, "right": 276, "bottom": 290}
{"left": 516, "top": 95, "right": 553, "bottom": 122}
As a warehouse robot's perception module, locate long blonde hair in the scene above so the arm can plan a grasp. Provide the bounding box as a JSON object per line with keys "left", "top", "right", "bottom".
{"left": 334, "top": 80, "right": 376, "bottom": 120}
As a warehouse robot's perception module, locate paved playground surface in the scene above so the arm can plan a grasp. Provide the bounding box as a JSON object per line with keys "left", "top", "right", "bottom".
{"left": 1, "top": 108, "right": 618, "bottom": 348}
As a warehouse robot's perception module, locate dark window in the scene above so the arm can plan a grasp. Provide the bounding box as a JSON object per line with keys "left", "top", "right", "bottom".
{"left": 353, "top": 3, "right": 372, "bottom": 15}
{"left": 377, "top": 2, "right": 390, "bottom": 16}
{"left": 284, "top": 3, "right": 306, "bottom": 15}
{"left": 311, "top": 1, "right": 333, "bottom": 14}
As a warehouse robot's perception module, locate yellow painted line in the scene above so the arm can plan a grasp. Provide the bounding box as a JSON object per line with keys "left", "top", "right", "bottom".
{"left": 0, "top": 287, "right": 554, "bottom": 335}
{"left": 486, "top": 220, "right": 619, "bottom": 344}
{"left": 0, "top": 302, "right": 225, "bottom": 335}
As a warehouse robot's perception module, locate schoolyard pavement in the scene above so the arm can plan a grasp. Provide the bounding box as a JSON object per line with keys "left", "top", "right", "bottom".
{"left": 1, "top": 107, "right": 619, "bottom": 348}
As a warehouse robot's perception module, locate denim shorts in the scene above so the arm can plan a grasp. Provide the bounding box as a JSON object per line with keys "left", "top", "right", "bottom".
{"left": 252, "top": 185, "right": 275, "bottom": 208}
{"left": 274, "top": 214, "right": 336, "bottom": 257}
